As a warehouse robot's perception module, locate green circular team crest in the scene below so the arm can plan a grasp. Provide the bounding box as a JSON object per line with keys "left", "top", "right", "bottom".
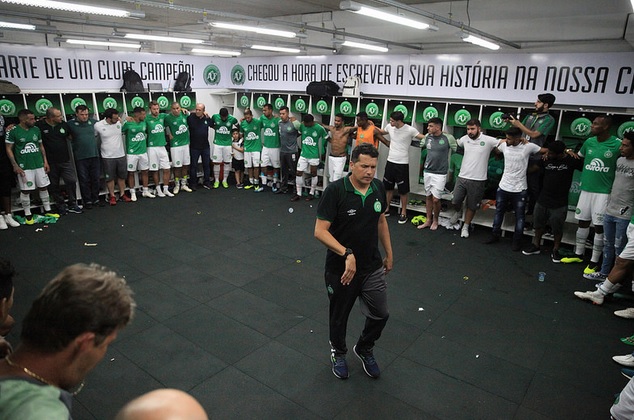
{"left": 365, "top": 103, "right": 379, "bottom": 118}
{"left": 239, "top": 95, "right": 250, "bottom": 108}
{"left": 26, "top": 181, "right": 33, "bottom": 188}
{"left": 294, "top": 98, "right": 307, "bottom": 112}
{"left": 156, "top": 96, "right": 169, "bottom": 110}
{"left": 102, "top": 97, "right": 118, "bottom": 110}
{"left": 256, "top": 96, "right": 266, "bottom": 109}
{"left": 35, "top": 98, "right": 54, "bottom": 115}
{"left": 70, "top": 98, "right": 87, "bottom": 112}
{"left": 0, "top": 99, "right": 16, "bottom": 116}
{"left": 373, "top": 201, "right": 382, "bottom": 213}
{"left": 203, "top": 64, "right": 221, "bottom": 86}
{"left": 489, "top": 111, "right": 509, "bottom": 130}
{"left": 316, "top": 100, "right": 329, "bottom": 114}
{"left": 340, "top": 101, "right": 353, "bottom": 116}
{"left": 570, "top": 117, "right": 592, "bottom": 137}
{"left": 618, "top": 121, "right": 634, "bottom": 138}
{"left": 422, "top": 106, "right": 439, "bottom": 122}
{"left": 179, "top": 95, "right": 192, "bottom": 109}
{"left": 394, "top": 104, "right": 409, "bottom": 119}
{"left": 231, "top": 65, "right": 245, "bottom": 86}
{"left": 130, "top": 97, "right": 145, "bottom": 109}
{"left": 454, "top": 109, "right": 472, "bottom": 126}
{"left": 274, "top": 97, "right": 286, "bottom": 110}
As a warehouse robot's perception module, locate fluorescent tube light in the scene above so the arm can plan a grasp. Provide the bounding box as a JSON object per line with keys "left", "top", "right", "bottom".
{"left": 191, "top": 48, "right": 241, "bottom": 56}
{"left": 212, "top": 22, "right": 297, "bottom": 38}
{"left": 251, "top": 45, "right": 300, "bottom": 53}
{"left": 0, "top": 0, "right": 144, "bottom": 18}
{"left": 124, "top": 33, "right": 204, "bottom": 44}
{"left": 340, "top": 0, "right": 437, "bottom": 31}
{"left": 65, "top": 39, "right": 141, "bottom": 49}
{"left": 341, "top": 40, "right": 389, "bottom": 52}
{"left": 0, "top": 21, "right": 36, "bottom": 30}
{"left": 461, "top": 34, "right": 500, "bottom": 51}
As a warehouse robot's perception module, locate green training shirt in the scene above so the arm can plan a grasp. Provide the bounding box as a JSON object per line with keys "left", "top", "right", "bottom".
{"left": 300, "top": 123, "right": 327, "bottom": 159}
{"left": 122, "top": 120, "right": 148, "bottom": 155}
{"left": 240, "top": 119, "right": 263, "bottom": 152}
{"left": 260, "top": 115, "right": 281, "bottom": 148}
{"left": 145, "top": 113, "right": 167, "bottom": 147}
{"left": 212, "top": 114, "right": 238, "bottom": 146}
{"left": 164, "top": 113, "right": 190, "bottom": 147}
{"left": 6, "top": 125, "right": 44, "bottom": 170}
{"left": 579, "top": 135, "right": 622, "bottom": 194}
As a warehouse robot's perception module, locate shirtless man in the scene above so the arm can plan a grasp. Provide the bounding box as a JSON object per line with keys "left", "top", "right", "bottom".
{"left": 321, "top": 114, "right": 355, "bottom": 182}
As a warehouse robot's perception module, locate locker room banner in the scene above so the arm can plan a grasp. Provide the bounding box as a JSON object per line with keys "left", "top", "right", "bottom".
{"left": 1, "top": 44, "right": 632, "bottom": 108}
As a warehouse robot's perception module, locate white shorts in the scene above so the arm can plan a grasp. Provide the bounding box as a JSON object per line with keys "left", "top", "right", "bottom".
{"left": 18, "top": 167, "right": 50, "bottom": 190}
{"left": 297, "top": 156, "right": 320, "bottom": 173}
{"left": 148, "top": 147, "right": 171, "bottom": 170}
{"left": 170, "top": 145, "right": 191, "bottom": 168}
{"left": 619, "top": 223, "right": 634, "bottom": 260}
{"left": 127, "top": 153, "right": 149, "bottom": 171}
{"left": 212, "top": 144, "right": 232, "bottom": 163}
{"left": 261, "top": 147, "right": 281, "bottom": 168}
{"left": 424, "top": 172, "right": 447, "bottom": 198}
{"left": 328, "top": 155, "right": 347, "bottom": 181}
{"left": 575, "top": 191, "right": 609, "bottom": 225}
{"left": 244, "top": 151, "right": 262, "bottom": 169}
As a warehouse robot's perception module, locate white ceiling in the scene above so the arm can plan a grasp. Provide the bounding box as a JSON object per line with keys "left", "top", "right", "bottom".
{"left": 1, "top": 0, "right": 633, "bottom": 56}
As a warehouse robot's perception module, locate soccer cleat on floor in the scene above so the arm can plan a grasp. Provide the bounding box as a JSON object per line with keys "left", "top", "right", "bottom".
{"left": 142, "top": 190, "right": 155, "bottom": 199}
{"left": 163, "top": 188, "right": 174, "bottom": 197}
{"left": 25, "top": 216, "right": 35, "bottom": 225}
{"left": 222, "top": 181, "right": 229, "bottom": 189}
{"left": 181, "top": 185, "right": 193, "bottom": 193}
{"left": 155, "top": 188, "right": 166, "bottom": 198}
{"left": 44, "top": 213, "right": 60, "bottom": 219}
{"left": 109, "top": 196, "right": 117, "bottom": 206}
{"left": 561, "top": 254, "right": 584, "bottom": 263}
{"left": 130, "top": 193, "right": 138, "bottom": 202}
{"left": 353, "top": 345, "right": 380, "bottom": 379}
{"left": 583, "top": 264, "right": 599, "bottom": 275}
{"left": 583, "top": 271, "right": 607, "bottom": 281}
{"left": 173, "top": 184, "right": 180, "bottom": 194}
{"left": 613, "top": 354, "right": 634, "bottom": 367}
{"left": 330, "top": 353, "right": 349, "bottom": 379}
{"left": 119, "top": 194, "right": 132, "bottom": 203}
{"left": 551, "top": 249, "right": 562, "bottom": 263}
{"left": 244, "top": 184, "right": 253, "bottom": 190}
{"left": 615, "top": 308, "right": 634, "bottom": 319}
{"left": 522, "top": 244, "right": 541, "bottom": 255}
{"left": 398, "top": 214, "right": 408, "bottom": 224}
{"left": 255, "top": 186, "right": 264, "bottom": 192}
{"left": 574, "top": 289, "right": 604, "bottom": 305}
{"left": 213, "top": 181, "right": 220, "bottom": 189}
{"left": 0, "top": 216, "right": 7, "bottom": 230}
{"left": 4, "top": 214, "right": 20, "bottom": 228}
{"left": 461, "top": 225, "right": 470, "bottom": 238}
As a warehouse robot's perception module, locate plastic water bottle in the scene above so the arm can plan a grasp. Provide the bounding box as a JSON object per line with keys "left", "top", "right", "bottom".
{"left": 538, "top": 272, "right": 546, "bottom": 282}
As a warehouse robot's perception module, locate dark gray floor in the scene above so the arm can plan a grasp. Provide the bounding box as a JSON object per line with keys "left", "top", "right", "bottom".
{"left": 2, "top": 185, "right": 633, "bottom": 419}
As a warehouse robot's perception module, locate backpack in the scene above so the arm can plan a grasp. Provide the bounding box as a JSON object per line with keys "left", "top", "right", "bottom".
{"left": 0, "top": 79, "right": 20, "bottom": 94}
{"left": 306, "top": 81, "right": 340, "bottom": 97}
{"left": 174, "top": 72, "right": 192, "bottom": 92}
{"left": 120, "top": 70, "right": 144, "bottom": 93}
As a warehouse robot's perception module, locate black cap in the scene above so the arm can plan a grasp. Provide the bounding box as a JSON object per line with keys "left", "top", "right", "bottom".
{"left": 538, "top": 93, "right": 556, "bottom": 107}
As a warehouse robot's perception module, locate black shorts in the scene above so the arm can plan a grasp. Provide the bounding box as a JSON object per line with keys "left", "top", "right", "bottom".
{"left": 232, "top": 158, "right": 244, "bottom": 172}
{"left": 383, "top": 161, "right": 410, "bottom": 194}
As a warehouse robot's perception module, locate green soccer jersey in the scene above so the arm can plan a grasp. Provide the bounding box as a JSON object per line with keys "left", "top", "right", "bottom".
{"left": 6, "top": 125, "right": 44, "bottom": 170}
{"left": 260, "top": 115, "right": 281, "bottom": 148}
{"left": 145, "top": 113, "right": 167, "bottom": 147}
{"left": 240, "top": 119, "right": 263, "bottom": 152}
{"left": 300, "top": 123, "right": 327, "bottom": 159}
{"left": 579, "top": 135, "right": 622, "bottom": 194}
{"left": 164, "top": 113, "right": 190, "bottom": 147}
{"left": 122, "top": 120, "right": 148, "bottom": 155}
{"left": 212, "top": 114, "right": 238, "bottom": 146}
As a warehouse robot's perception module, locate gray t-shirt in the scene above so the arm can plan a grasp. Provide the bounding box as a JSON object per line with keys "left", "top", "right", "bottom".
{"left": 422, "top": 133, "right": 456, "bottom": 175}
{"left": 606, "top": 157, "right": 634, "bottom": 219}
{"left": 279, "top": 119, "right": 300, "bottom": 153}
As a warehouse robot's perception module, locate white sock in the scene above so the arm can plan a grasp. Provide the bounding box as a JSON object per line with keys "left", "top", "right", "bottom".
{"left": 39, "top": 190, "right": 51, "bottom": 212}
{"left": 163, "top": 185, "right": 170, "bottom": 192}
{"left": 296, "top": 176, "right": 303, "bottom": 196}
{"left": 599, "top": 279, "right": 618, "bottom": 295}
{"left": 310, "top": 175, "right": 318, "bottom": 195}
{"left": 462, "top": 223, "right": 470, "bottom": 230}
{"left": 591, "top": 233, "right": 604, "bottom": 263}
{"left": 575, "top": 227, "right": 590, "bottom": 256}
{"left": 223, "top": 163, "right": 231, "bottom": 182}
{"left": 143, "top": 187, "right": 149, "bottom": 193}
{"left": 181, "top": 178, "right": 187, "bottom": 186}
{"left": 20, "top": 192, "right": 31, "bottom": 216}
{"left": 213, "top": 165, "right": 220, "bottom": 181}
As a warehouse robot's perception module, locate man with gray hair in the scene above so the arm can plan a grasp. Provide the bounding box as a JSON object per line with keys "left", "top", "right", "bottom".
{"left": 0, "top": 263, "right": 136, "bottom": 418}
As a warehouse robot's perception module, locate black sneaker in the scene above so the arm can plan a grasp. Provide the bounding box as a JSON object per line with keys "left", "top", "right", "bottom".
{"left": 522, "top": 244, "right": 541, "bottom": 256}
{"left": 331, "top": 352, "right": 349, "bottom": 379}
{"left": 551, "top": 249, "right": 562, "bottom": 263}
{"left": 83, "top": 202, "right": 93, "bottom": 210}
{"left": 484, "top": 235, "right": 500, "bottom": 245}
{"left": 398, "top": 214, "right": 408, "bottom": 224}
{"left": 353, "top": 345, "right": 380, "bottom": 378}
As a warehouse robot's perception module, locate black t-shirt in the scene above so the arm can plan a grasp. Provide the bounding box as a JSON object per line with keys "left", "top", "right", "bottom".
{"left": 186, "top": 114, "right": 213, "bottom": 150}
{"left": 35, "top": 120, "right": 72, "bottom": 163}
{"left": 317, "top": 175, "right": 386, "bottom": 276}
{"left": 538, "top": 154, "right": 584, "bottom": 208}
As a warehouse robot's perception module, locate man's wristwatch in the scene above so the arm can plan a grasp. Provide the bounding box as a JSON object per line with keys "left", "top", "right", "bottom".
{"left": 344, "top": 248, "right": 353, "bottom": 258}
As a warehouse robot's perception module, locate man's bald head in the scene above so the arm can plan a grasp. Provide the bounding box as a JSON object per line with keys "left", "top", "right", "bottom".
{"left": 115, "top": 389, "right": 208, "bottom": 420}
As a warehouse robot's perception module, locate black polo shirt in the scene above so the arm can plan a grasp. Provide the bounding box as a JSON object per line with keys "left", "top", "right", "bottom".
{"left": 317, "top": 175, "right": 386, "bottom": 276}
{"left": 186, "top": 114, "right": 213, "bottom": 150}
{"left": 35, "top": 120, "right": 72, "bottom": 164}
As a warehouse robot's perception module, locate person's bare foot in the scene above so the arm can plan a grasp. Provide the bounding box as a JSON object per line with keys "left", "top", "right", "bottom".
{"left": 430, "top": 221, "right": 439, "bottom": 230}
{"left": 417, "top": 221, "right": 431, "bottom": 229}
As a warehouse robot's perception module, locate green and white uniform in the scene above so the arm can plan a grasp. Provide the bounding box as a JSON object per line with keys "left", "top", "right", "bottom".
{"left": 146, "top": 113, "right": 170, "bottom": 170}
{"left": 164, "top": 113, "right": 190, "bottom": 167}
{"left": 260, "top": 115, "right": 281, "bottom": 169}
{"left": 122, "top": 120, "right": 149, "bottom": 171}
{"left": 6, "top": 125, "right": 44, "bottom": 170}
{"left": 299, "top": 123, "right": 327, "bottom": 160}
{"left": 211, "top": 114, "right": 238, "bottom": 163}
{"left": 240, "top": 118, "right": 263, "bottom": 168}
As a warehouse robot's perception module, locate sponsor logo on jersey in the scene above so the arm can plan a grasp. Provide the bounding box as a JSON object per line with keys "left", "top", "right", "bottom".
{"left": 175, "top": 125, "right": 188, "bottom": 135}
{"left": 20, "top": 142, "right": 39, "bottom": 154}
{"left": 217, "top": 126, "right": 230, "bottom": 135}
{"left": 585, "top": 158, "right": 610, "bottom": 172}
{"left": 246, "top": 132, "right": 258, "bottom": 141}
{"left": 131, "top": 133, "right": 146, "bottom": 143}
{"left": 347, "top": 209, "right": 357, "bottom": 216}
{"left": 263, "top": 128, "right": 276, "bottom": 137}
{"left": 151, "top": 125, "right": 164, "bottom": 134}
{"left": 303, "top": 137, "right": 317, "bottom": 147}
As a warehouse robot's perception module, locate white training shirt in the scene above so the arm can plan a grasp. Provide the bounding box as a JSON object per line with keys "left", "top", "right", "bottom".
{"left": 94, "top": 119, "right": 125, "bottom": 159}
{"left": 383, "top": 123, "right": 420, "bottom": 164}
{"left": 456, "top": 134, "right": 500, "bottom": 181}
{"left": 497, "top": 142, "right": 542, "bottom": 192}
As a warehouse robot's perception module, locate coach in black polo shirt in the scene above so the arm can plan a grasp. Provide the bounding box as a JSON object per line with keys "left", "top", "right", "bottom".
{"left": 35, "top": 107, "right": 82, "bottom": 214}
{"left": 315, "top": 143, "right": 393, "bottom": 380}
{"left": 186, "top": 103, "right": 213, "bottom": 190}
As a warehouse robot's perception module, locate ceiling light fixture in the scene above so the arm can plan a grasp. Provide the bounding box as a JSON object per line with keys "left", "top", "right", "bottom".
{"left": 65, "top": 39, "right": 141, "bottom": 49}
{"left": 0, "top": 20, "right": 36, "bottom": 30}
{"left": 0, "top": 0, "right": 144, "bottom": 18}
{"left": 191, "top": 48, "right": 241, "bottom": 56}
{"left": 341, "top": 40, "right": 389, "bottom": 52}
{"left": 340, "top": 0, "right": 438, "bottom": 31}
{"left": 460, "top": 33, "right": 500, "bottom": 50}
{"left": 251, "top": 45, "right": 300, "bottom": 53}
{"left": 124, "top": 33, "right": 204, "bottom": 44}
{"left": 212, "top": 22, "right": 297, "bottom": 38}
